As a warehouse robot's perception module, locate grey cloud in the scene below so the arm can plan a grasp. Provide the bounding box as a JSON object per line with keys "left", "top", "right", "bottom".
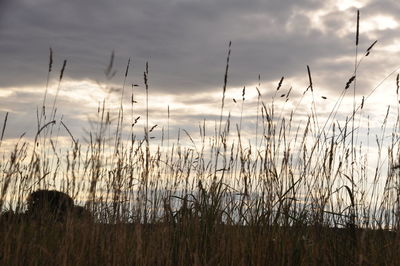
{"left": 363, "top": 1, "right": 400, "bottom": 17}
{"left": 0, "top": 0, "right": 332, "bottom": 93}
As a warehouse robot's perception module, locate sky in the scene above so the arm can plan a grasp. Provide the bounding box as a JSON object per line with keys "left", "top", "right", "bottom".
{"left": 0, "top": 0, "right": 400, "bottom": 155}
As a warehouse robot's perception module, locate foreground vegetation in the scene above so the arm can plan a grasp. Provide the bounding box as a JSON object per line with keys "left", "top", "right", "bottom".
{"left": 2, "top": 10, "right": 400, "bottom": 265}
{"left": 1, "top": 217, "right": 399, "bottom": 265}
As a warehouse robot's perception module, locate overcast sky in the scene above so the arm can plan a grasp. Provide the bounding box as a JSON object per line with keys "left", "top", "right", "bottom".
{"left": 0, "top": 0, "right": 400, "bottom": 147}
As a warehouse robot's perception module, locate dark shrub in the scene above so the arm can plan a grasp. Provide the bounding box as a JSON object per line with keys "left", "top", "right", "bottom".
{"left": 26, "top": 190, "right": 74, "bottom": 222}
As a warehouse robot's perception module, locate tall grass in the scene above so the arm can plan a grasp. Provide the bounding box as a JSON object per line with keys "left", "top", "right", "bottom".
{"left": 1, "top": 10, "right": 400, "bottom": 265}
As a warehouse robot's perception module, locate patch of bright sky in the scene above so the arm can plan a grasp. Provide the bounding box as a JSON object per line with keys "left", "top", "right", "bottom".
{"left": 336, "top": 0, "right": 367, "bottom": 11}
{"left": 58, "top": 79, "right": 110, "bottom": 108}
{"left": 302, "top": 9, "right": 330, "bottom": 34}
{"left": 362, "top": 15, "right": 399, "bottom": 32}
{"left": 0, "top": 90, "right": 13, "bottom": 98}
{"left": 336, "top": 13, "right": 399, "bottom": 39}
{"left": 308, "top": 0, "right": 399, "bottom": 40}
{"left": 0, "top": 80, "right": 109, "bottom": 114}
{"left": 301, "top": 0, "right": 368, "bottom": 34}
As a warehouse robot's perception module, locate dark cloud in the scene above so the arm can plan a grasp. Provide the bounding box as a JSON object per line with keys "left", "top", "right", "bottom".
{"left": 0, "top": 0, "right": 12, "bottom": 24}
{"left": 0, "top": 0, "right": 332, "bottom": 93}
{"left": 363, "top": 0, "right": 400, "bottom": 17}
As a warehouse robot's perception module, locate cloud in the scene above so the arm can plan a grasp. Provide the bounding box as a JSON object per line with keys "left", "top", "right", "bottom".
{"left": 0, "top": 0, "right": 349, "bottom": 91}
{"left": 0, "top": 0, "right": 399, "bottom": 146}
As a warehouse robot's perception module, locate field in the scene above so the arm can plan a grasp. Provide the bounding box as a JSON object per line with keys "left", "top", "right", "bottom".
{"left": 2, "top": 13, "right": 400, "bottom": 265}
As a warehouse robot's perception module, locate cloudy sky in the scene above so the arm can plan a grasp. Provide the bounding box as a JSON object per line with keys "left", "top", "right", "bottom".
{"left": 0, "top": 0, "right": 400, "bottom": 150}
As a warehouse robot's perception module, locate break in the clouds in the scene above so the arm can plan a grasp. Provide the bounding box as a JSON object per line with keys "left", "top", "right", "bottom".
{"left": 0, "top": 0, "right": 400, "bottom": 143}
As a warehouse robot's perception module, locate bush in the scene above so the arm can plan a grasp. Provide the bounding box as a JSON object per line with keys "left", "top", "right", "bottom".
{"left": 26, "top": 190, "right": 74, "bottom": 222}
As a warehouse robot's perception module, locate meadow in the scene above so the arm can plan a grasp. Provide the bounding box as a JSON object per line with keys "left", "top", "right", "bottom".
{"left": 1, "top": 12, "right": 400, "bottom": 265}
